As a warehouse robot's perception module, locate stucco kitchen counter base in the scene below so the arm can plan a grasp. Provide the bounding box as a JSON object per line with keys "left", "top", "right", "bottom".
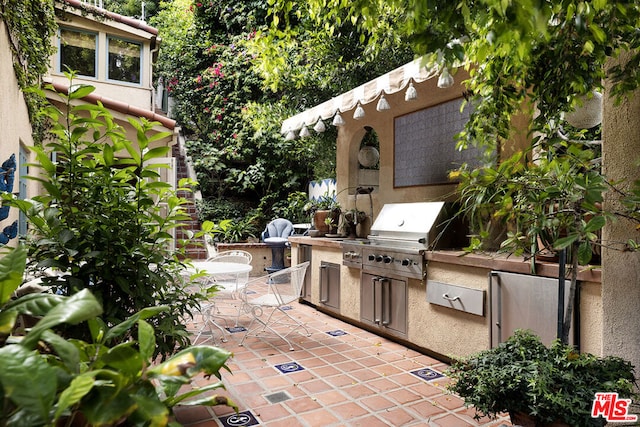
{"left": 289, "top": 236, "right": 603, "bottom": 359}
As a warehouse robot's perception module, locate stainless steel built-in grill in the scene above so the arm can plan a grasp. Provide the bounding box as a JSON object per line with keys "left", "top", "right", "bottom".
{"left": 368, "top": 202, "right": 445, "bottom": 251}
{"left": 361, "top": 247, "right": 425, "bottom": 280}
{"left": 342, "top": 201, "right": 446, "bottom": 281}
{"left": 341, "top": 202, "right": 447, "bottom": 338}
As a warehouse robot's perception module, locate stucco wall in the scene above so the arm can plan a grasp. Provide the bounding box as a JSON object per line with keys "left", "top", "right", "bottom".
{"left": 579, "top": 281, "right": 603, "bottom": 355}
{"left": 601, "top": 52, "right": 640, "bottom": 369}
{"left": 335, "top": 73, "right": 464, "bottom": 225}
{"left": 0, "top": 21, "right": 36, "bottom": 246}
{"left": 409, "top": 263, "right": 488, "bottom": 358}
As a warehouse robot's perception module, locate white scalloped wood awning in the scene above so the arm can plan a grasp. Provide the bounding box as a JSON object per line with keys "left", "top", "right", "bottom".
{"left": 280, "top": 57, "right": 439, "bottom": 134}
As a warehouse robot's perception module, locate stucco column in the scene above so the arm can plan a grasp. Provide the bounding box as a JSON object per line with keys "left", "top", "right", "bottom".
{"left": 601, "top": 52, "right": 640, "bottom": 370}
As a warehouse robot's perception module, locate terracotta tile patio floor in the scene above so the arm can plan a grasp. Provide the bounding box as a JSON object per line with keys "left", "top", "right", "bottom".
{"left": 173, "top": 295, "right": 512, "bottom": 427}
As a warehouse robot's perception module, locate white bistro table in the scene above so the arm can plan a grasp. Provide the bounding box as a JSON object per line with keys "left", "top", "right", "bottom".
{"left": 192, "top": 261, "right": 253, "bottom": 278}
{"left": 188, "top": 261, "right": 253, "bottom": 341}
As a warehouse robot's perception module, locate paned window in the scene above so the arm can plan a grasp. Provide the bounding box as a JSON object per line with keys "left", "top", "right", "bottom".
{"left": 59, "top": 28, "right": 97, "bottom": 77}
{"left": 107, "top": 37, "right": 141, "bottom": 84}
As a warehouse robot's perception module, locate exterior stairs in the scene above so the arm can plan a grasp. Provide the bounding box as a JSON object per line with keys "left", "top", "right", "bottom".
{"left": 173, "top": 142, "right": 209, "bottom": 260}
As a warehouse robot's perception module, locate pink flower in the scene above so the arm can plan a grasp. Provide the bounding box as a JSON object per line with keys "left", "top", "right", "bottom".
{"left": 211, "top": 63, "right": 224, "bottom": 77}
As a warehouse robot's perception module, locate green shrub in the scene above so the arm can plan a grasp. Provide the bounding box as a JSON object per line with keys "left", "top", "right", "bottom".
{"left": 447, "top": 330, "right": 637, "bottom": 426}
{"left": 272, "top": 191, "right": 309, "bottom": 224}
{"left": 196, "top": 197, "right": 246, "bottom": 223}
{"left": 0, "top": 245, "right": 236, "bottom": 426}
{"left": 5, "top": 76, "right": 201, "bottom": 357}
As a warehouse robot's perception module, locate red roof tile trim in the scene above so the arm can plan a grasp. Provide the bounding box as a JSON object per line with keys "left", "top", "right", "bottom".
{"left": 49, "top": 80, "right": 176, "bottom": 130}
{"left": 59, "top": 0, "right": 159, "bottom": 36}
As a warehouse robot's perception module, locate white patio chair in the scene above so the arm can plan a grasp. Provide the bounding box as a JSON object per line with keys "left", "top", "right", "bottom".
{"left": 180, "top": 268, "right": 228, "bottom": 344}
{"left": 239, "top": 261, "right": 311, "bottom": 350}
{"left": 208, "top": 250, "right": 252, "bottom": 327}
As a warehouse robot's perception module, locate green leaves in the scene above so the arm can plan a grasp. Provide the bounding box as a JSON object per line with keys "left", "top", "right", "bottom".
{"left": 459, "top": 137, "right": 607, "bottom": 268}
{"left": 13, "top": 77, "right": 203, "bottom": 358}
{"left": 0, "top": 261, "right": 234, "bottom": 426}
{"left": 54, "top": 374, "right": 96, "bottom": 421}
{"left": 22, "top": 289, "right": 103, "bottom": 349}
{"left": 3, "top": 0, "right": 57, "bottom": 142}
{"left": 447, "top": 330, "right": 637, "bottom": 425}
{"left": 0, "top": 244, "right": 27, "bottom": 305}
{"left": 0, "top": 345, "right": 58, "bottom": 426}
{"left": 68, "top": 84, "right": 96, "bottom": 99}
{"left": 149, "top": 346, "right": 234, "bottom": 406}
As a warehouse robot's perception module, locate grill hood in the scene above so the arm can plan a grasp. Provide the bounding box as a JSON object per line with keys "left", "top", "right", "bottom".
{"left": 368, "top": 202, "right": 445, "bottom": 250}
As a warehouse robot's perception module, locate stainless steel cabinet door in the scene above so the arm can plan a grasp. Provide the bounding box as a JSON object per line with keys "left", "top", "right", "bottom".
{"left": 320, "top": 261, "right": 340, "bottom": 312}
{"left": 361, "top": 272, "right": 407, "bottom": 337}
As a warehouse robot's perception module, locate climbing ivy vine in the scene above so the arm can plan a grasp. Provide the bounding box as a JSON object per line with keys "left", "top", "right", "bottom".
{"left": 0, "top": 0, "right": 57, "bottom": 142}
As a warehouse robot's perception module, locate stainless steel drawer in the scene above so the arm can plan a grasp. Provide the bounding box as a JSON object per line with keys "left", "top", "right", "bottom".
{"left": 426, "top": 280, "right": 485, "bottom": 316}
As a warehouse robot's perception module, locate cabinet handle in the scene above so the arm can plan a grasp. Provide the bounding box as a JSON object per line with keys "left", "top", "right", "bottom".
{"left": 320, "top": 265, "right": 328, "bottom": 303}
{"left": 373, "top": 277, "right": 381, "bottom": 324}
{"left": 442, "top": 293, "right": 460, "bottom": 302}
{"left": 381, "top": 278, "right": 391, "bottom": 326}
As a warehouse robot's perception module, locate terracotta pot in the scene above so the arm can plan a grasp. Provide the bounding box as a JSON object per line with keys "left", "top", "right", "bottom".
{"left": 313, "top": 210, "right": 340, "bottom": 235}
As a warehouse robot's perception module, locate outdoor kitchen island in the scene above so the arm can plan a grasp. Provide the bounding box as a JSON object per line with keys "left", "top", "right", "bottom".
{"left": 288, "top": 235, "right": 604, "bottom": 361}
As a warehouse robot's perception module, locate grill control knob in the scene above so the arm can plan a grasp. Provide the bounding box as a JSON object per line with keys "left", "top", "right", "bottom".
{"left": 368, "top": 254, "right": 376, "bottom": 261}
{"left": 401, "top": 259, "right": 412, "bottom": 266}
{"left": 375, "top": 255, "right": 384, "bottom": 263}
{"left": 383, "top": 256, "right": 393, "bottom": 264}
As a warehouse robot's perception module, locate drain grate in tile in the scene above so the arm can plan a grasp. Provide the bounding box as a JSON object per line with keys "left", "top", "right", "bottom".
{"left": 226, "top": 326, "right": 247, "bottom": 333}
{"left": 264, "top": 390, "right": 292, "bottom": 404}
{"left": 326, "top": 329, "right": 347, "bottom": 336}
{"left": 274, "top": 362, "right": 304, "bottom": 374}
{"left": 410, "top": 368, "right": 445, "bottom": 382}
{"left": 219, "top": 410, "right": 259, "bottom": 427}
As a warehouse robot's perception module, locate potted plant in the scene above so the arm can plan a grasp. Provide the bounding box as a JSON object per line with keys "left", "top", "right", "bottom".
{"left": 457, "top": 137, "right": 607, "bottom": 344}
{"left": 324, "top": 216, "right": 338, "bottom": 235}
{"left": 446, "top": 329, "right": 637, "bottom": 427}
{"left": 304, "top": 191, "right": 341, "bottom": 236}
